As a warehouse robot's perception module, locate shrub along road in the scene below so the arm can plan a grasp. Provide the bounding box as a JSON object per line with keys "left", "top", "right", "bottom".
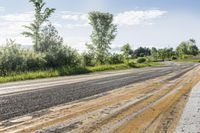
{"left": 0, "top": 62, "right": 198, "bottom": 132}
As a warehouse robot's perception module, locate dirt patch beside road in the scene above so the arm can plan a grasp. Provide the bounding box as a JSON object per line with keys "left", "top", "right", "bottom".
{"left": 153, "top": 93, "right": 189, "bottom": 133}
{"left": 114, "top": 66, "right": 200, "bottom": 133}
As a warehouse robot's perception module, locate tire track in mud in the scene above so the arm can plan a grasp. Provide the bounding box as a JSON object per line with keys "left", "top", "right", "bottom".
{"left": 0, "top": 65, "right": 191, "bottom": 121}
{"left": 113, "top": 66, "right": 200, "bottom": 133}
{"left": 36, "top": 65, "right": 198, "bottom": 133}
{"left": 0, "top": 63, "right": 199, "bottom": 133}
{"left": 0, "top": 74, "right": 170, "bottom": 133}
{"left": 65, "top": 66, "right": 200, "bottom": 133}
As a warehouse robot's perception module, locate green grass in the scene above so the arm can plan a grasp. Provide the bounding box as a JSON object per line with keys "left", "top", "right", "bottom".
{"left": 87, "top": 64, "right": 129, "bottom": 72}
{"left": 174, "top": 55, "right": 200, "bottom": 63}
{"left": 130, "top": 62, "right": 162, "bottom": 68}
{"left": 0, "top": 62, "right": 162, "bottom": 84}
{"left": 0, "top": 70, "right": 59, "bottom": 83}
{"left": 175, "top": 59, "right": 200, "bottom": 63}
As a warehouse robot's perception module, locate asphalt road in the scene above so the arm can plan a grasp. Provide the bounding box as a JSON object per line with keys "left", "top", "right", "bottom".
{"left": 0, "top": 63, "right": 196, "bottom": 121}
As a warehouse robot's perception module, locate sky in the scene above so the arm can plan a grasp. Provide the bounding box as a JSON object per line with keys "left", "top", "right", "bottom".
{"left": 0, "top": 0, "right": 200, "bottom": 52}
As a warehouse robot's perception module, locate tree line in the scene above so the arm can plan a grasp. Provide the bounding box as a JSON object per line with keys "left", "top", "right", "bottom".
{"left": 0, "top": 0, "right": 199, "bottom": 76}
{"left": 119, "top": 39, "right": 199, "bottom": 63}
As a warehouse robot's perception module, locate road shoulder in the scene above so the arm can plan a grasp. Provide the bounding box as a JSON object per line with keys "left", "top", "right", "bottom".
{"left": 175, "top": 81, "right": 200, "bottom": 133}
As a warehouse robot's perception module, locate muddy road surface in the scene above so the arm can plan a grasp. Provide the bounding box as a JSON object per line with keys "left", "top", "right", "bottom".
{"left": 0, "top": 62, "right": 199, "bottom": 133}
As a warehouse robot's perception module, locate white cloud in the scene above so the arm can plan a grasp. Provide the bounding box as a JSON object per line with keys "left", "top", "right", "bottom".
{"left": 60, "top": 10, "right": 167, "bottom": 29}
{"left": 0, "top": 12, "right": 33, "bottom": 45}
{"left": 62, "top": 14, "right": 88, "bottom": 22}
{"left": 52, "top": 22, "right": 62, "bottom": 28}
{"left": 114, "top": 10, "right": 167, "bottom": 26}
{"left": 0, "top": 12, "right": 33, "bottom": 22}
{"left": 64, "top": 36, "right": 89, "bottom": 52}
{"left": 0, "top": 10, "right": 167, "bottom": 48}
{"left": 61, "top": 12, "right": 89, "bottom": 28}
{"left": 64, "top": 23, "right": 89, "bottom": 29}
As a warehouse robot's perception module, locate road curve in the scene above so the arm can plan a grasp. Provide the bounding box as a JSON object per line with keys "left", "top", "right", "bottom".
{"left": 0, "top": 63, "right": 196, "bottom": 121}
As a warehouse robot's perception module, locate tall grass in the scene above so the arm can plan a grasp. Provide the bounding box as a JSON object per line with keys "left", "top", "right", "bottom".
{"left": 0, "top": 62, "right": 161, "bottom": 83}
{"left": 88, "top": 64, "right": 129, "bottom": 72}
{"left": 176, "top": 59, "right": 200, "bottom": 63}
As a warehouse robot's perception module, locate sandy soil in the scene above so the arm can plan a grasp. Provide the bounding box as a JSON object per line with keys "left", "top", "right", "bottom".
{"left": 0, "top": 65, "right": 199, "bottom": 133}
{"left": 175, "top": 81, "right": 200, "bottom": 133}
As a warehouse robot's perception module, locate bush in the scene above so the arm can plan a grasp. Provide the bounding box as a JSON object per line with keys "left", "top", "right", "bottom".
{"left": 0, "top": 40, "right": 47, "bottom": 76}
{"left": 25, "top": 52, "right": 46, "bottom": 71}
{"left": 182, "top": 54, "right": 194, "bottom": 59}
{"left": 127, "top": 61, "right": 136, "bottom": 67}
{"left": 82, "top": 52, "right": 95, "bottom": 66}
{"left": 0, "top": 61, "right": 161, "bottom": 83}
{"left": 0, "top": 40, "right": 27, "bottom": 75}
{"left": 171, "top": 56, "right": 177, "bottom": 60}
{"left": 145, "top": 56, "right": 153, "bottom": 62}
{"left": 0, "top": 39, "right": 82, "bottom": 76}
{"left": 136, "top": 57, "right": 146, "bottom": 63}
{"left": 45, "top": 45, "right": 81, "bottom": 68}
{"left": 56, "top": 66, "right": 90, "bottom": 76}
{"left": 108, "top": 53, "right": 124, "bottom": 64}
{"left": 39, "top": 23, "right": 63, "bottom": 52}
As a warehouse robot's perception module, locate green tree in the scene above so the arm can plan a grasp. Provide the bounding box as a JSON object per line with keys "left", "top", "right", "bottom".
{"left": 82, "top": 52, "right": 95, "bottom": 66}
{"left": 158, "top": 49, "right": 166, "bottom": 61}
{"left": 156, "top": 48, "right": 174, "bottom": 61}
{"left": 188, "top": 45, "right": 199, "bottom": 56}
{"left": 0, "top": 40, "right": 25, "bottom": 75}
{"left": 87, "top": 11, "right": 117, "bottom": 64}
{"left": 188, "top": 39, "right": 199, "bottom": 56}
{"left": 151, "top": 47, "right": 158, "bottom": 61}
{"left": 121, "top": 43, "right": 133, "bottom": 63}
{"left": 40, "top": 23, "right": 63, "bottom": 52}
{"left": 165, "top": 48, "right": 174, "bottom": 60}
{"left": 0, "top": 40, "right": 46, "bottom": 75}
{"left": 176, "top": 39, "right": 199, "bottom": 58}
{"left": 176, "top": 42, "right": 188, "bottom": 58}
{"left": 189, "top": 38, "right": 196, "bottom": 44}
{"left": 108, "top": 53, "right": 124, "bottom": 64}
{"left": 22, "top": 0, "right": 55, "bottom": 52}
{"left": 45, "top": 45, "right": 80, "bottom": 68}
{"left": 133, "top": 47, "right": 151, "bottom": 58}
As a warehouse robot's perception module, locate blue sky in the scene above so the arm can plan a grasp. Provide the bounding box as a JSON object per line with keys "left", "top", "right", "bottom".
{"left": 0, "top": 0, "right": 200, "bottom": 52}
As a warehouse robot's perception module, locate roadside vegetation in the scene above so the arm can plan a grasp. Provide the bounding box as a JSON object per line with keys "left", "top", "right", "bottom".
{"left": 0, "top": 62, "right": 160, "bottom": 83}
{"left": 0, "top": 0, "right": 199, "bottom": 83}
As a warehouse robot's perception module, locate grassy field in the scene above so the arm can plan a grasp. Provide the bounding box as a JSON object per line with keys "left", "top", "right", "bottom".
{"left": 176, "top": 59, "right": 200, "bottom": 63}
{"left": 0, "top": 62, "right": 161, "bottom": 84}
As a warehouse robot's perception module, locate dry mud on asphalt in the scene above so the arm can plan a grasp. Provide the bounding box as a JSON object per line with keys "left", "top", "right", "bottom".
{"left": 0, "top": 63, "right": 193, "bottom": 121}
{"left": 0, "top": 63, "right": 200, "bottom": 133}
